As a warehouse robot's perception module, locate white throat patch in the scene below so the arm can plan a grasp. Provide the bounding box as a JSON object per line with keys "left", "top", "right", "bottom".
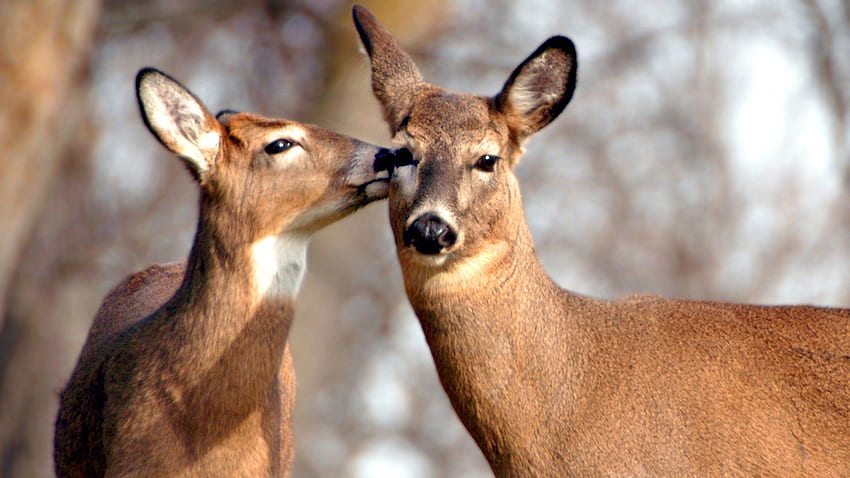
{"left": 251, "top": 234, "right": 309, "bottom": 301}
{"left": 416, "top": 241, "right": 509, "bottom": 293}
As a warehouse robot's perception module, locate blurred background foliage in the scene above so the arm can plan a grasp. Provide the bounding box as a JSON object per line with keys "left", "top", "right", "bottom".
{"left": 1, "top": 0, "right": 849, "bottom": 476}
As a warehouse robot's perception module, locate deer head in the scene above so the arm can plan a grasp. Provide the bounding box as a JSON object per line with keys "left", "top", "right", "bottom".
{"left": 137, "top": 68, "right": 394, "bottom": 300}
{"left": 352, "top": 6, "right": 576, "bottom": 282}
{"left": 137, "top": 68, "right": 392, "bottom": 243}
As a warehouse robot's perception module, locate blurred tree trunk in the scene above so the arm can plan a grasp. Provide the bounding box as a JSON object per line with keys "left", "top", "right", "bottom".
{"left": 0, "top": 0, "right": 100, "bottom": 476}
{"left": 0, "top": 0, "right": 99, "bottom": 328}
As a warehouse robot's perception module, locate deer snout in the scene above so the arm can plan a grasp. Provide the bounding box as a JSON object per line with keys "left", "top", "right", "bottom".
{"left": 403, "top": 213, "right": 457, "bottom": 255}
{"left": 350, "top": 146, "right": 393, "bottom": 200}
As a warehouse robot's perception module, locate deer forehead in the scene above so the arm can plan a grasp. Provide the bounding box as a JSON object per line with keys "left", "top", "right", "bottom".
{"left": 408, "top": 94, "right": 490, "bottom": 133}
{"left": 403, "top": 94, "right": 510, "bottom": 156}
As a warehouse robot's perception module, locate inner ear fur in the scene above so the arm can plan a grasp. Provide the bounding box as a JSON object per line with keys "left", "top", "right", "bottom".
{"left": 136, "top": 67, "right": 221, "bottom": 183}
{"left": 495, "top": 36, "right": 577, "bottom": 140}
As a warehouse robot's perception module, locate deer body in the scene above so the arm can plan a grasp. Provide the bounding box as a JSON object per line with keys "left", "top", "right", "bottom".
{"left": 412, "top": 234, "right": 850, "bottom": 475}
{"left": 54, "top": 68, "right": 390, "bottom": 477}
{"left": 57, "top": 261, "right": 297, "bottom": 476}
{"left": 353, "top": 6, "right": 850, "bottom": 476}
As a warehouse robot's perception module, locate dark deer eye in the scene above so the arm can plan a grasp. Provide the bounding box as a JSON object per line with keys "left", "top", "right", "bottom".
{"left": 264, "top": 139, "right": 293, "bottom": 155}
{"left": 475, "top": 154, "right": 500, "bottom": 172}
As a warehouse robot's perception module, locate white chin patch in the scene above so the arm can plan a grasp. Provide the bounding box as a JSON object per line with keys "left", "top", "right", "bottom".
{"left": 412, "top": 252, "right": 450, "bottom": 267}
{"left": 417, "top": 242, "right": 507, "bottom": 291}
{"left": 251, "top": 235, "right": 309, "bottom": 300}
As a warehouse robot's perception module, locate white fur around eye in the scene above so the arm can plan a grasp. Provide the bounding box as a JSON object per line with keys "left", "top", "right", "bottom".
{"left": 393, "top": 162, "right": 418, "bottom": 200}
{"left": 264, "top": 125, "right": 307, "bottom": 147}
{"left": 263, "top": 126, "right": 308, "bottom": 166}
{"left": 473, "top": 138, "right": 503, "bottom": 178}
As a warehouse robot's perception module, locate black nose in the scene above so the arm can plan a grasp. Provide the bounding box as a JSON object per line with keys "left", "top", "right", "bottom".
{"left": 403, "top": 213, "right": 457, "bottom": 255}
{"left": 373, "top": 147, "right": 395, "bottom": 174}
{"left": 394, "top": 147, "right": 416, "bottom": 167}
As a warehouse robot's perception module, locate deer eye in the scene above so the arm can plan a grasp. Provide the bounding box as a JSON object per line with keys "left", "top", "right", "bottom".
{"left": 475, "top": 154, "right": 500, "bottom": 172}
{"left": 264, "top": 139, "right": 293, "bottom": 155}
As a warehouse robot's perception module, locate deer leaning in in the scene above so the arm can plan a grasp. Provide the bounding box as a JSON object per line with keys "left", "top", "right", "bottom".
{"left": 54, "top": 68, "right": 391, "bottom": 477}
{"left": 353, "top": 5, "right": 850, "bottom": 476}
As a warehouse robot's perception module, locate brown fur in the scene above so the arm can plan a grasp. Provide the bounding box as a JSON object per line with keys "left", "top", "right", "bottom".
{"left": 55, "top": 262, "right": 297, "bottom": 477}
{"left": 54, "top": 68, "right": 388, "bottom": 477}
{"left": 353, "top": 5, "right": 850, "bottom": 476}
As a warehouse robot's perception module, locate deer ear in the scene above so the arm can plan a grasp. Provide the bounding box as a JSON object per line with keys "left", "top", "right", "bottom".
{"left": 352, "top": 5, "right": 424, "bottom": 133}
{"left": 495, "top": 36, "right": 577, "bottom": 140}
{"left": 136, "top": 68, "right": 221, "bottom": 183}
{"left": 215, "top": 109, "right": 240, "bottom": 128}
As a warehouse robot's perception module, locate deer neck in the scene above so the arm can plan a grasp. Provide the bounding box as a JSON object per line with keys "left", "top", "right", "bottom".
{"left": 156, "top": 198, "right": 307, "bottom": 403}
{"left": 402, "top": 215, "right": 563, "bottom": 320}
{"left": 400, "top": 215, "right": 584, "bottom": 466}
